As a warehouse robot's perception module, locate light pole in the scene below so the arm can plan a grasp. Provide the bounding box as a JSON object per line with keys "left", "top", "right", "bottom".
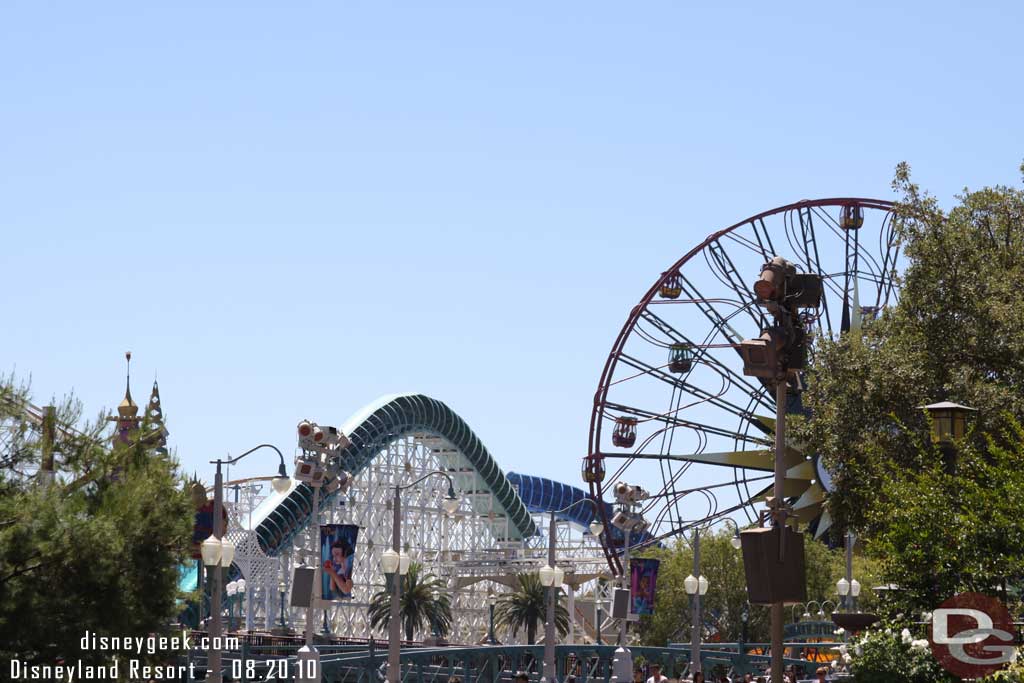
{"left": 684, "top": 531, "right": 709, "bottom": 677}
{"left": 293, "top": 419, "right": 354, "bottom": 683}
{"left": 836, "top": 531, "right": 861, "bottom": 612}
{"left": 486, "top": 589, "right": 499, "bottom": 645}
{"left": 226, "top": 580, "right": 239, "bottom": 632}
{"left": 278, "top": 579, "right": 289, "bottom": 632}
{"left": 382, "top": 472, "right": 460, "bottom": 683}
{"left": 201, "top": 444, "right": 290, "bottom": 683}
{"left": 539, "top": 498, "right": 604, "bottom": 683}
{"left": 609, "top": 481, "right": 649, "bottom": 683}
{"left": 741, "top": 603, "right": 749, "bottom": 646}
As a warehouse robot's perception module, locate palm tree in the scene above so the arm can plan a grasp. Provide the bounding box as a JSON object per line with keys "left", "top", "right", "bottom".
{"left": 369, "top": 562, "right": 452, "bottom": 641}
{"left": 494, "top": 572, "right": 569, "bottom": 644}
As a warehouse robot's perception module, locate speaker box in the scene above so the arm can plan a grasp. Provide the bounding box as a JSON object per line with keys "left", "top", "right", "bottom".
{"left": 290, "top": 566, "right": 316, "bottom": 608}
{"left": 611, "top": 587, "right": 630, "bottom": 619}
{"left": 740, "top": 526, "right": 807, "bottom": 605}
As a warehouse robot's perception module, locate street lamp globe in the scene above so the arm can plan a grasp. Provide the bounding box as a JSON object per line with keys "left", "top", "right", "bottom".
{"left": 398, "top": 552, "right": 411, "bottom": 576}
{"left": 698, "top": 575, "right": 709, "bottom": 596}
{"left": 271, "top": 464, "right": 291, "bottom": 494}
{"left": 220, "top": 539, "right": 236, "bottom": 567}
{"left": 381, "top": 549, "right": 400, "bottom": 574}
{"left": 850, "top": 579, "right": 862, "bottom": 597}
{"left": 201, "top": 536, "right": 222, "bottom": 567}
{"left": 226, "top": 581, "right": 238, "bottom": 597}
{"left": 539, "top": 564, "right": 557, "bottom": 587}
{"left": 441, "top": 487, "right": 460, "bottom": 515}
{"left": 730, "top": 534, "right": 742, "bottom": 550}
{"left": 487, "top": 590, "right": 497, "bottom": 607}
{"left": 553, "top": 566, "right": 565, "bottom": 587}
{"left": 237, "top": 579, "right": 246, "bottom": 594}
{"left": 589, "top": 518, "right": 604, "bottom": 537}
{"left": 836, "top": 578, "right": 851, "bottom": 597}
{"left": 684, "top": 574, "right": 699, "bottom": 595}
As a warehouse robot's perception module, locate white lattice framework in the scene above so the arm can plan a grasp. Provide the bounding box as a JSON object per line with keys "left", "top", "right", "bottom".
{"left": 224, "top": 433, "right": 613, "bottom": 644}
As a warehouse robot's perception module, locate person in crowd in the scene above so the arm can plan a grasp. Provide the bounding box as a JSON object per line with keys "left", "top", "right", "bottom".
{"left": 646, "top": 663, "right": 669, "bottom": 683}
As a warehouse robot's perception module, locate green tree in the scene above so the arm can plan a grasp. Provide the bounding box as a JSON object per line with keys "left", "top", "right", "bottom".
{"left": 635, "top": 529, "right": 871, "bottom": 646}
{"left": 863, "top": 416, "right": 1024, "bottom": 614}
{"left": 368, "top": 561, "right": 452, "bottom": 640}
{"left": 797, "top": 162, "right": 1024, "bottom": 533}
{"left": 794, "top": 161, "right": 1024, "bottom": 615}
{"left": 0, "top": 376, "right": 193, "bottom": 667}
{"left": 493, "top": 572, "right": 569, "bottom": 644}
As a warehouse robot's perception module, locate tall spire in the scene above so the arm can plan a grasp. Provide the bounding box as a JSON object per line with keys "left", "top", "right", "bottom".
{"left": 117, "top": 351, "right": 139, "bottom": 419}
{"left": 147, "top": 377, "right": 164, "bottom": 423}
{"left": 110, "top": 351, "right": 141, "bottom": 446}
{"left": 147, "top": 377, "right": 169, "bottom": 454}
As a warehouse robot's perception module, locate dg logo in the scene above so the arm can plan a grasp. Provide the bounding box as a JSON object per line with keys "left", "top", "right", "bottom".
{"left": 931, "top": 592, "right": 1017, "bottom": 679}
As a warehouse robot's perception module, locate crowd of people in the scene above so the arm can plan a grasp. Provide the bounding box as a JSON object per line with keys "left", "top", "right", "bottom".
{"left": 503, "top": 661, "right": 835, "bottom": 683}
{"left": 630, "top": 662, "right": 834, "bottom": 683}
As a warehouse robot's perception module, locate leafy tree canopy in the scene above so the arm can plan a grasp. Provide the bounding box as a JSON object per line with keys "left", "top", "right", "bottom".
{"left": 0, "top": 375, "right": 193, "bottom": 666}
{"left": 795, "top": 161, "right": 1024, "bottom": 613}
{"left": 799, "top": 162, "right": 1024, "bottom": 532}
{"left": 635, "top": 528, "right": 882, "bottom": 646}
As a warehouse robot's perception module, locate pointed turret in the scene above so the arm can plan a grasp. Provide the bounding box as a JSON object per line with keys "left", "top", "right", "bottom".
{"left": 109, "top": 352, "right": 142, "bottom": 446}
{"left": 145, "top": 378, "right": 169, "bottom": 454}
{"left": 117, "top": 351, "right": 139, "bottom": 419}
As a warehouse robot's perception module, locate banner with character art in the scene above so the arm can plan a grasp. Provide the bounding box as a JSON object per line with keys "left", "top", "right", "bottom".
{"left": 321, "top": 524, "right": 358, "bottom": 600}
{"left": 630, "top": 557, "right": 660, "bottom": 615}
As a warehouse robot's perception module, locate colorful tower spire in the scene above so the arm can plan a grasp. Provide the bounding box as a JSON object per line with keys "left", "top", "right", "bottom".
{"left": 109, "top": 351, "right": 141, "bottom": 445}
{"left": 146, "top": 378, "right": 169, "bottom": 455}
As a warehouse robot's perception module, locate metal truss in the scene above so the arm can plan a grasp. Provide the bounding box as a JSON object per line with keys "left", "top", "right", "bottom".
{"left": 224, "top": 433, "right": 612, "bottom": 645}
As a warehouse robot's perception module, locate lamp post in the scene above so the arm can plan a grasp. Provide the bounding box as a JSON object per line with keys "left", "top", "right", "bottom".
{"left": 539, "top": 498, "right": 604, "bottom": 683}
{"left": 237, "top": 579, "right": 246, "bottom": 632}
{"left": 202, "top": 445, "right": 289, "bottom": 683}
{"left": 278, "top": 579, "right": 289, "bottom": 632}
{"left": 683, "top": 521, "right": 739, "bottom": 676}
{"left": 226, "top": 581, "right": 239, "bottom": 632}
{"left": 921, "top": 401, "right": 976, "bottom": 473}
{"left": 684, "top": 529, "right": 710, "bottom": 677}
{"left": 486, "top": 589, "right": 499, "bottom": 645}
{"left": 836, "top": 531, "right": 859, "bottom": 612}
{"left": 383, "top": 472, "right": 460, "bottom": 683}
{"left": 741, "top": 603, "right": 749, "bottom": 646}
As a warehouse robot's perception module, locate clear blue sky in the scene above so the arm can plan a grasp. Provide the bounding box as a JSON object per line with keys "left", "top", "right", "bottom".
{"left": 3, "top": 1, "right": 1022, "bottom": 487}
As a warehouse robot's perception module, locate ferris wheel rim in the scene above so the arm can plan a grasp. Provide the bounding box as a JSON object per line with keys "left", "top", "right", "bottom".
{"left": 586, "top": 197, "right": 896, "bottom": 574}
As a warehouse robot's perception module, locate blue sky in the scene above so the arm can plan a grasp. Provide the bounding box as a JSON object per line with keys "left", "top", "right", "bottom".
{"left": 2, "top": 1, "right": 1022, "bottom": 488}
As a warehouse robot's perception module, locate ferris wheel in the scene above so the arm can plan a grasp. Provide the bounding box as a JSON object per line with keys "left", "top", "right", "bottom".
{"left": 583, "top": 198, "right": 900, "bottom": 574}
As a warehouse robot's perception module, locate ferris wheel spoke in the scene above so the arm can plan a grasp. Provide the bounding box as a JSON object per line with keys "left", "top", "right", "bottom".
{"left": 616, "top": 352, "right": 766, "bottom": 425}
{"left": 637, "top": 309, "right": 770, "bottom": 405}
{"left": 792, "top": 207, "right": 835, "bottom": 335}
{"left": 706, "top": 239, "right": 767, "bottom": 330}
{"left": 675, "top": 274, "right": 747, "bottom": 345}
{"left": 722, "top": 229, "right": 772, "bottom": 258}
{"left": 602, "top": 401, "right": 773, "bottom": 446}
{"left": 751, "top": 217, "right": 777, "bottom": 258}
{"left": 629, "top": 449, "right": 774, "bottom": 470}
{"left": 876, "top": 216, "right": 900, "bottom": 310}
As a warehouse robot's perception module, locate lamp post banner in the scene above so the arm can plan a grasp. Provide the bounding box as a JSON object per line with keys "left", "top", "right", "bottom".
{"left": 629, "top": 558, "right": 660, "bottom": 615}
{"left": 320, "top": 524, "right": 358, "bottom": 600}
{"left": 930, "top": 592, "right": 1015, "bottom": 679}
{"left": 190, "top": 495, "right": 228, "bottom": 559}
